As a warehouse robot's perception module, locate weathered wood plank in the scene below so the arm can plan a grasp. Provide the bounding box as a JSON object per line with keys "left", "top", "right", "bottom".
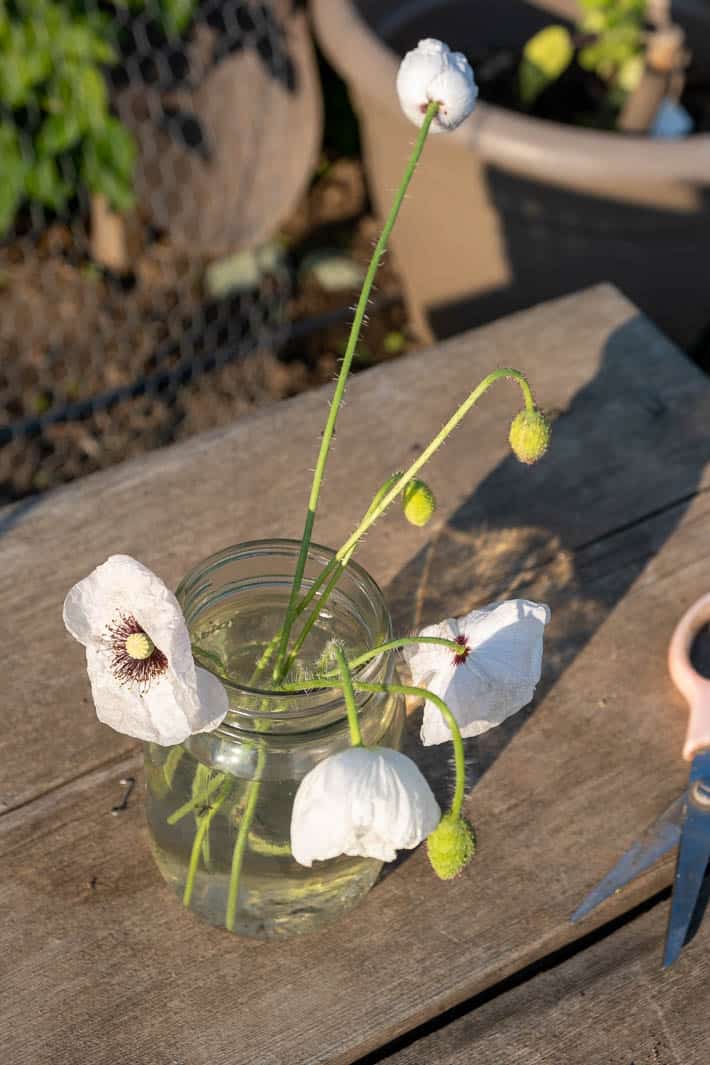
{"left": 377, "top": 895, "right": 710, "bottom": 1065}
{"left": 1, "top": 284, "right": 708, "bottom": 816}
{"left": 2, "top": 284, "right": 710, "bottom": 1063}
{"left": 2, "top": 486, "right": 710, "bottom": 1065}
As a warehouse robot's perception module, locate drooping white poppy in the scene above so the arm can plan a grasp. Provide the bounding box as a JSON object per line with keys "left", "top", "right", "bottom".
{"left": 63, "top": 554, "right": 229, "bottom": 746}
{"left": 403, "top": 599, "right": 550, "bottom": 746}
{"left": 396, "top": 38, "right": 478, "bottom": 133}
{"left": 290, "top": 746, "right": 441, "bottom": 866}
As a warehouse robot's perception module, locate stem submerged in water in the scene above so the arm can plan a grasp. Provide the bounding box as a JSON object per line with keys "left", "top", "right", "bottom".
{"left": 226, "top": 747, "right": 266, "bottom": 932}
{"left": 182, "top": 777, "right": 233, "bottom": 907}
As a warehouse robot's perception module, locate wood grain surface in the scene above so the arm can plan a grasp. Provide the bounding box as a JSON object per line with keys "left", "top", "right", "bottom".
{"left": 1, "top": 285, "right": 709, "bottom": 1064}
{"left": 378, "top": 895, "right": 710, "bottom": 1065}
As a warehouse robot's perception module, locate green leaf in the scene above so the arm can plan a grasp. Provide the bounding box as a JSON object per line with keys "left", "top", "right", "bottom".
{"left": 55, "top": 22, "right": 116, "bottom": 65}
{"left": 102, "top": 116, "right": 138, "bottom": 178}
{"left": 81, "top": 118, "right": 137, "bottom": 212}
{"left": 75, "top": 64, "right": 108, "bottom": 129}
{"left": 519, "top": 26, "right": 574, "bottom": 107}
{"left": 0, "top": 123, "right": 26, "bottom": 234}
{"left": 162, "top": 0, "right": 197, "bottom": 35}
{"left": 36, "top": 110, "right": 82, "bottom": 155}
{"left": 578, "top": 24, "right": 643, "bottom": 82}
{"left": 45, "top": 60, "right": 109, "bottom": 134}
{"left": 86, "top": 162, "right": 135, "bottom": 214}
{"left": 25, "top": 156, "right": 69, "bottom": 211}
{"left": 617, "top": 54, "right": 643, "bottom": 94}
{"left": 0, "top": 24, "right": 52, "bottom": 107}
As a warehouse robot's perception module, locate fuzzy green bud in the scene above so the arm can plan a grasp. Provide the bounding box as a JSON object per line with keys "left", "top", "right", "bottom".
{"left": 402, "top": 478, "right": 436, "bottom": 527}
{"left": 509, "top": 408, "right": 551, "bottom": 465}
{"left": 427, "top": 812, "right": 476, "bottom": 880}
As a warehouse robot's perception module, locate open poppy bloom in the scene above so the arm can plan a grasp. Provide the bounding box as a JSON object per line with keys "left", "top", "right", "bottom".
{"left": 403, "top": 599, "right": 550, "bottom": 746}
{"left": 63, "top": 554, "right": 229, "bottom": 746}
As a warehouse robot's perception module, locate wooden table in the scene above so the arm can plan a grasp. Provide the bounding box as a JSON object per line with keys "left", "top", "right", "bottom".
{"left": 2, "top": 285, "right": 709, "bottom": 1065}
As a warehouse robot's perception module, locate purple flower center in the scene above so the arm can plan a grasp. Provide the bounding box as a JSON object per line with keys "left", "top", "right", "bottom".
{"left": 453, "top": 634, "right": 470, "bottom": 666}
{"left": 107, "top": 614, "right": 168, "bottom": 688}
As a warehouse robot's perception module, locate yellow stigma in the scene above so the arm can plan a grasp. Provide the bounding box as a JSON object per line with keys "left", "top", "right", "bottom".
{"left": 402, "top": 478, "right": 436, "bottom": 527}
{"left": 125, "top": 632, "right": 155, "bottom": 660}
{"left": 509, "top": 408, "right": 551, "bottom": 465}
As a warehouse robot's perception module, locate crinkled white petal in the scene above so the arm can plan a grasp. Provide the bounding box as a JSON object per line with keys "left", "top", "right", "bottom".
{"left": 401, "top": 617, "right": 459, "bottom": 686}
{"left": 194, "top": 667, "right": 231, "bottom": 734}
{"left": 396, "top": 38, "right": 477, "bottom": 132}
{"left": 405, "top": 600, "right": 550, "bottom": 746}
{"left": 84, "top": 646, "right": 229, "bottom": 747}
{"left": 290, "top": 746, "right": 440, "bottom": 867}
{"left": 63, "top": 554, "right": 192, "bottom": 670}
{"left": 64, "top": 555, "right": 229, "bottom": 745}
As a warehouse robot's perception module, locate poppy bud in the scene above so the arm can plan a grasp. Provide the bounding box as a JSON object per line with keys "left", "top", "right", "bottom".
{"left": 397, "top": 39, "right": 478, "bottom": 133}
{"left": 509, "top": 408, "right": 551, "bottom": 465}
{"left": 402, "top": 479, "right": 436, "bottom": 527}
{"left": 427, "top": 812, "right": 476, "bottom": 880}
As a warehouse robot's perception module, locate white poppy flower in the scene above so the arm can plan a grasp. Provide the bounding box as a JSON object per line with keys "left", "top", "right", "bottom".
{"left": 63, "top": 554, "right": 229, "bottom": 746}
{"left": 403, "top": 600, "right": 550, "bottom": 746}
{"left": 291, "top": 746, "right": 441, "bottom": 866}
{"left": 396, "top": 38, "right": 478, "bottom": 133}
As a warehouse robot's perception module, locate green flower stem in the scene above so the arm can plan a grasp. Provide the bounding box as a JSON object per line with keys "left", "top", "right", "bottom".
{"left": 225, "top": 746, "right": 266, "bottom": 932}
{"left": 290, "top": 369, "right": 536, "bottom": 659}
{"left": 252, "top": 630, "right": 284, "bottom": 681}
{"left": 191, "top": 644, "right": 227, "bottom": 676}
{"left": 384, "top": 683, "right": 466, "bottom": 820}
{"left": 336, "top": 369, "right": 534, "bottom": 562}
{"left": 277, "top": 474, "right": 409, "bottom": 677}
{"left": 327, "top": 636, "right": 464, "bottom": 676}
{"left": 182, "top": 777, "right": 233, "bottom": 907}
{"left": 167, "top": 772, "right": 227, "bottom": 824}
{"left": 284, "top": 470, "right": 398, "bottom": 649}
{"left": 276, "top": 677, "right": 467, "bottom": 819}
{"left": 273, "top": 101, "right": 442, "bottom": 680}
{"left": 191, "top": 764, "right": 213, "bottom": 867}
{"left": 335, "top": 645, "right": 363, "bottom": 747}
{"left": 279, "top": 546, "right": 357, "bottom": 680}
{"left": 162, "top": 745, "right": 184, "bottom": 790}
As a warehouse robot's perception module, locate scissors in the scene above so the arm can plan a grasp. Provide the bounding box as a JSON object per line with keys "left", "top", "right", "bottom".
{"left": 571, "top": 593, "right": 710, "bottom": 967}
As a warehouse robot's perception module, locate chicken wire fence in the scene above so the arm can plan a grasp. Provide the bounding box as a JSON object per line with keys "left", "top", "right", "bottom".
{"left": 0, "top": 1, "right": 316, "bottom": 504}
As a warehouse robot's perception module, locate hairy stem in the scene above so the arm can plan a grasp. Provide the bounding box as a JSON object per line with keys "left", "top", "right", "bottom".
{"left": 273, "top": 102, "right": 441, "bottom": 679}
{"left": 335, "top": 645, "right": 363, "bottom": 747}
{"left": 292, "top": 369, "right": 536, "bottom": 658}
{"left": 276, "top": 676, "right": 467, "bottom": 818}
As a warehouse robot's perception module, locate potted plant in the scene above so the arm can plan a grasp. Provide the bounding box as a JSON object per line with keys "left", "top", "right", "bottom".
{"left": 311, "top": 0, "right": 710, "bottom": 351}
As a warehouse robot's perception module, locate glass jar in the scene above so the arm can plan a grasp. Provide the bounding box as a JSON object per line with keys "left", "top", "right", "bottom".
{"left": 144, "top": 540, "right": 404, "bottom": 938}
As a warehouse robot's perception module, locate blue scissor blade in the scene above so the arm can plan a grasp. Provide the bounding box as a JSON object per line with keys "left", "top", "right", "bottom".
{"left": 571, "top": 793, "right": 686, "bottom": 924}
{"left": 663, "top": 751, "right": 710, "bottom": 968}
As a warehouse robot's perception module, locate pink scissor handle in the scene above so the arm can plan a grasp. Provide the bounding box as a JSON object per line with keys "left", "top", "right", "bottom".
{"left": 668, "top": 593, "right": 710, "bottom": 762}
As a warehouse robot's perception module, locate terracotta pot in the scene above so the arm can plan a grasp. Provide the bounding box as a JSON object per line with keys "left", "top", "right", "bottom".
{"left": 311, "top": 0, "right": 710, "bottom": 349}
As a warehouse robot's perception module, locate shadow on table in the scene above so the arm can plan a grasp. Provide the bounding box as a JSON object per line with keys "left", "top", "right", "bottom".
{"left": 382, "top": 316, "right": 709, "bottom": 824}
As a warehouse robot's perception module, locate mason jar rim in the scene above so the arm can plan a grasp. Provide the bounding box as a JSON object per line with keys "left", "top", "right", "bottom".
{"left": 177, "top": 538, "right": 393, "bottom": 732}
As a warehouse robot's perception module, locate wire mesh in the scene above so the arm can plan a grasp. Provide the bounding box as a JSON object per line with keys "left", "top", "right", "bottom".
{"left": 0, "top": 1, "right": 318, "bottom": 504}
